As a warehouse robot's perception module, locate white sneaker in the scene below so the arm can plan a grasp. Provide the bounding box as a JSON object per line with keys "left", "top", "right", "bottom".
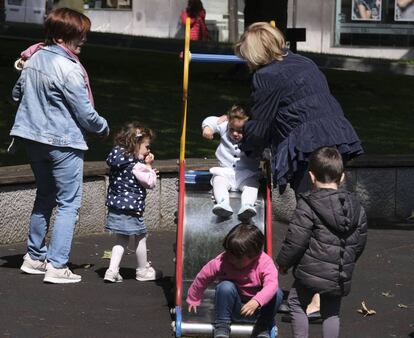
{"left": 212, "top": 200, "right": 233, "bottom": 218}
{"left": 238, "top": 204, "right": 257, "bottom": 220}
{"left": 104, "top": 269, "right": 123, "bottom": 283}
{"left": 43, "top": 263, "right": 81, "bottom": 284}
{"left": 136, "top": 262, "right": 162, "bottom": 281}
{"left": 20, "top": 253, "right": 47, "bottom": 275}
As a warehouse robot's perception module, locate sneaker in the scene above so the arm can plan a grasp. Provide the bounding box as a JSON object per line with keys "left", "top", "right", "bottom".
{"left": 43, "top": 263, "right": 81, "bottom": 284}
{"left": 212, "top": 200, "right": 233, "bottom": 218}
{"left": 136, "top": 262, "right": 162, "bottom": 281}
{"left": 238, "top": 204, "right": 256, "bottom": 220}
{"left": 20, "top": 253, "right": 47, "bottom": 275}
{"left": 307, "top": 310, "right": 321, "bottom": 320}
{"left": 251, "top": 324, "right": 270, "bottom": 338}
{"left": 254, "top": 331, "right": 270, "bottom": 338}
{"left": 104, "top": 269, "right": 123, "bottom": 283}
{"left": 214, "top": 324, "right": 230, "bottom": 338}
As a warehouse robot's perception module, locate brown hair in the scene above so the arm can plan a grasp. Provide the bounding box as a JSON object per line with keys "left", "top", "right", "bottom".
{"left": 114, "top": 122, "right": 154, "bottom": 157}
{"left": 235, "top": 22, "right": 286, "bottom": 71}
{"left": 308, "top": 147, "right": 344, "bottom": 184}
{"left": 227, "top": 104, "right": 249, "bottom": 122}
{"left": 223, "top": 223, "right": 264, "bottom": 259}
{"left": 44, "top": 7, "right": 91, "bottom": 45}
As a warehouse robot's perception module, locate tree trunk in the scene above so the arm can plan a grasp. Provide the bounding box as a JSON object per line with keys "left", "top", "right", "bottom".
{"left": 228, "top": 0, "right": 239, "bottom": 43}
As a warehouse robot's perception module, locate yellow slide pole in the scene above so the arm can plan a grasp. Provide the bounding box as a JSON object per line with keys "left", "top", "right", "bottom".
{"left": 176, "top": 16, "right": 191, "bottom": 309}
{"left": 180, "top": 17, "right": 191, "bottom": 162}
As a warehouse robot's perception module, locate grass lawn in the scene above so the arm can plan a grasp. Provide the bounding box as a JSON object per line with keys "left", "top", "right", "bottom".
{"left": 1, "top": 38, "right": 413, "bottom": 167}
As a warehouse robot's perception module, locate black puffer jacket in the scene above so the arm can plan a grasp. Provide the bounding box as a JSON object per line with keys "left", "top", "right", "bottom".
{"left": 276, "top": 188, "right": 367, "bottom": 296}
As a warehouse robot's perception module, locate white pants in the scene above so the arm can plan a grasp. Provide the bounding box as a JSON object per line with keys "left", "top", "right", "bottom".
{"left": 212, "top": 175, "right": 259, "bottom": 206}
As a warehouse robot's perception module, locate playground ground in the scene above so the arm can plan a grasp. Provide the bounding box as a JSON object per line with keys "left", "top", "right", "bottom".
{"left": 0, "top": 221, "right": 413, "bottom": 338}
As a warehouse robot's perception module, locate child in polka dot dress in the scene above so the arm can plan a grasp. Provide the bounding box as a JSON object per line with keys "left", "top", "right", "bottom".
{"left": 104, "top": 122, "right": 162, "bottom": 283}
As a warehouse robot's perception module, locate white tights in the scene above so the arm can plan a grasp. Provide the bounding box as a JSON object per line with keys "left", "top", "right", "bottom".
{"left": 212, "top": 175, "right": 259, "bottom": 206}
{"left": 108, "top": 234, "right": 147, "bottom": 272}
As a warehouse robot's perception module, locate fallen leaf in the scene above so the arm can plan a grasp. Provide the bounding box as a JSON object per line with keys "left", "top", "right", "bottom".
{"left": 101, "top": 250, "right": 112, "bottom": 259}
{"left": 381, "top": 291, "right": 394, "bottom": 298}
{"left": 357, "top": 301, "right": 376, "bottom": 316}
{"left": 397, "top": 304, "right": 408, "bottom": 309}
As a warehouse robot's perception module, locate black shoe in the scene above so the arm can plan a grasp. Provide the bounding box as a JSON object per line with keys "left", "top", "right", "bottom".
{"left": 214, "top": 325, "right": 230, "bottom": 338}
{"left": 307, "top": 310, "right": 321, "bottom": 320}
{"left": 251, "top": 323, "right": 271, "bottom": 338}
{"left": 252, "top": 329, "right": 270, "bottom": 338}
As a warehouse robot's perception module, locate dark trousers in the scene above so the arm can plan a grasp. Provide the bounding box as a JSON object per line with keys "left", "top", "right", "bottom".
{"left": 288, "top": 281, "right": 342, "bottom": 338}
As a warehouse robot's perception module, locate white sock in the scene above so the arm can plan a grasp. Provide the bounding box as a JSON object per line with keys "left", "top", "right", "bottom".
{"left": 135, "top": 234, "right": 147, "bottom": 270}
{"left": 108, "top": 234, "right": 129, "bottom": 272}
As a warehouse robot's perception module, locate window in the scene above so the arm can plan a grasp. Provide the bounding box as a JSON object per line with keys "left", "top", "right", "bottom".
{"left": 85, "top": 0, "right": 132, "bottom": 10}
{"left": 335, "top": 0, "right": 414, "bottom": 47}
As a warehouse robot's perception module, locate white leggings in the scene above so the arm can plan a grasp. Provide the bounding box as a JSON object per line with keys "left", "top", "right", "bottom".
{"left": 108, "top": 234, "right": 147, "bottom": 272}
{"left": 212, "top": 175, "right": 259, "bottom": 206}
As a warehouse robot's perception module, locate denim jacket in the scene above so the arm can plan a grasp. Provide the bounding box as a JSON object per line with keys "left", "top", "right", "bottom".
{"left": 10, "top": 44, "right": 108, "bottom": 150}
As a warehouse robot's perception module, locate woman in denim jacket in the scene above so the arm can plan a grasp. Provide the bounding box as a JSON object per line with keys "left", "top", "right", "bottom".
{"left": 10, "top": 8, "right": 109, "bottom": 284}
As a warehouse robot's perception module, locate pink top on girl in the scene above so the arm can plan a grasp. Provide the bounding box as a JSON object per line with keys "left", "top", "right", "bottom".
{"left": 180, "top": 9, "right": 210, "bottom": 41}
{"left": 132, "top": 162, "right": 157, "bottom": 189}
{"left": 186, "top": 251, "right": 278, "bottom": 307}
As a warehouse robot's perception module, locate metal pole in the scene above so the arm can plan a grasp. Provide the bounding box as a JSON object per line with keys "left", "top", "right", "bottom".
{"left": 176, "top": 17, "right": 191, "bottom": 310}
{"left": 292, "top": 0, "right": 297, "bottom": 28}
{"left": 228, "top": 0, "right": 238, "bottom": 43}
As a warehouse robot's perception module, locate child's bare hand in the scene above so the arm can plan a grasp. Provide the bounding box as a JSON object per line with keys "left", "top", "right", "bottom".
{"left": 217, "top": 115, "right": 228, "bottom": 124}
{"left": 188, "top": 305, "right": 198, "bottom": 313}
{"left": 240, "top": 299, "right": 260, "bottom": 317}
{"left": 145, "top": 153, "right": 154, "bottom": 164}
{"left": 202, "top": 126, "right": 214, "bottom": 140}
{"left": 14, "top": 58, "right": 26, "bottom": 71}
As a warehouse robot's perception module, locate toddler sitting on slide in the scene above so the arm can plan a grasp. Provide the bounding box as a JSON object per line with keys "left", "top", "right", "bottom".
{"left": 202, "top": 104, "right": 261, "bottom": 220}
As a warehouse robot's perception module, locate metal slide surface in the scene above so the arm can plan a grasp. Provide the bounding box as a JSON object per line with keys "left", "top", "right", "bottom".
{"left": 180, "top": 171, "right": 266, "bottom": 336}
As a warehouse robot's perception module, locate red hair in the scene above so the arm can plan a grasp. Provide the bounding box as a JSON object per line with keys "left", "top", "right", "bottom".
{"left": 44, "top": 7, "right": 91, "bottom": 44}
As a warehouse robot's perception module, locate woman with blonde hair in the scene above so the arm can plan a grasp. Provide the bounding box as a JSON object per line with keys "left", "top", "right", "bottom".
{"left": 235, "top": 22, "right": 363, "bottom": 194}
{"left": 235, "top": 22, "right": 363, "bottom": 324}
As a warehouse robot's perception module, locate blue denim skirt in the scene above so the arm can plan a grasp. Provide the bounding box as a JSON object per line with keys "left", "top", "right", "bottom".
{"left": 106, "top": 210, "right": 147, "bottom": 236}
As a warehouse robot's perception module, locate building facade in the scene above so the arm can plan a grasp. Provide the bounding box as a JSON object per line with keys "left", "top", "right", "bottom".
{"left": 4, "top": 0, "right": 413, "bottom": 60}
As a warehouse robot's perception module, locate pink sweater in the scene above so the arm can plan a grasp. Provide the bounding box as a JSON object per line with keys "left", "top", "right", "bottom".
{"left": 186, "top": 252, "right": 278, "bottom": 307}
{"left": 132, "top": 162, "right": 157, "bottom": 189}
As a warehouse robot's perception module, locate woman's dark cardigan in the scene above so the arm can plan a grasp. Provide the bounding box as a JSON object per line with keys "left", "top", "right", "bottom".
{"left": 241, "top": 51, "right": 363, "bottom": 189}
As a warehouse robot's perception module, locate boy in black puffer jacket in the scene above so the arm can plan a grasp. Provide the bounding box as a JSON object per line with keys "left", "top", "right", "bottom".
{"left": 276, "top": 147, "right": 367, "bottom": 338}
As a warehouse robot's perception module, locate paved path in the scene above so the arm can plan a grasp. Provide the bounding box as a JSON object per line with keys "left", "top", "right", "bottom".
{"left": 0, "top": 223, "right": 413, "bottom": 337}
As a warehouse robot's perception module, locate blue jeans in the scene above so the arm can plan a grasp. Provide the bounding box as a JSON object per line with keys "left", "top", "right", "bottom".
{"left": 215, "top": 280, "right": 283, "bottom": 329}
{"left": 25, "top": 141, "right": 84, "bottom": 268}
